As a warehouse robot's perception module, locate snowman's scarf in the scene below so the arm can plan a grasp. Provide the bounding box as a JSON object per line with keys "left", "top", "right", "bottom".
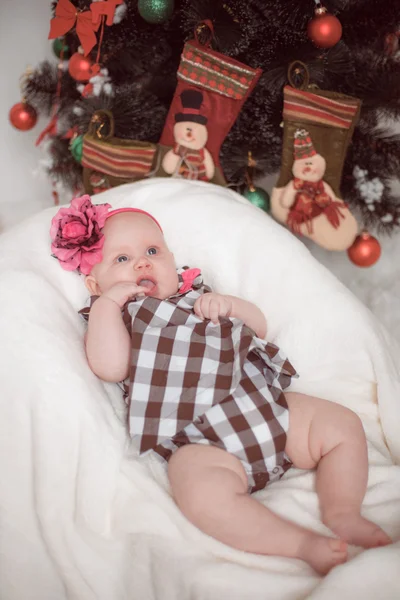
{"left": 288, "top": 177, "right": 347, "bottom": 234}
{"left": 293, "top": 178, "right": 327, "bottom": 197}
{"left": 173, "top": 144, "right": 207, "bottom": 180}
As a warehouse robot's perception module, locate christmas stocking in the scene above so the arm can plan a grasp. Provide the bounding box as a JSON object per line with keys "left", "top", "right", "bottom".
{"left": 158, "top": 23, "right": 262, "bottom": 186}
{"left": 271, "top": 81, "right": 361, "bottom": 251}
{"left": 81, "top": 110, "right": 158, "bottom": 195}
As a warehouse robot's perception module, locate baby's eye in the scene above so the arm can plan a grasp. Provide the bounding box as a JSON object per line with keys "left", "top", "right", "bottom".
{"left": 116, "top": 255, "right": 128, "bottom": 263}
{"left": 146, "top": 247, "right": 157, "bottom": 256}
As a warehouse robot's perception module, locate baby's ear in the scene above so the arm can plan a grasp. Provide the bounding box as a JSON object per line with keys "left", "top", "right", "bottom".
{"left": 85, "top": 274, "right": 100, "bottom": 296}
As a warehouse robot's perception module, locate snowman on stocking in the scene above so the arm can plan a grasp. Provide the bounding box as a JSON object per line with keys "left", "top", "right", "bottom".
{"left": 158, "top": 26, "right": 262, "bottom": 185}
{"left": 162, "top": 89, "right": 215, "bottom": 181}
{"left": 282, "top": 129, "right": 349, "bottom": 236}
{"left": 271, "top": 80, "right": 360, "bottom": 251}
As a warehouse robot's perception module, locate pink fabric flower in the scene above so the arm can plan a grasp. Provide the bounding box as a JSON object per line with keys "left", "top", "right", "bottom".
{"left": 50, "top": 195, "right": 111, "bottom": 275}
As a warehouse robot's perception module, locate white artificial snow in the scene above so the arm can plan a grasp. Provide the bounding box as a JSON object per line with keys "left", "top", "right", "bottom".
{"left": 353, "top": 165, "right": 385, "bottom": 204}
{"left": 114, "top": 3, "right": 127, "bottom": 24}
{"left": 72, "top": 105, "right": 84, "bottom": 116}
{"left": 76, "top": 68, "right": 113, "bottom": 97}
{"left": 103, "top": 82, "right": 113, "bottom": 95}
{"left": 32, "top": 139, "right": 55, "bottom": 180}
{"left": 91, "top": 68, "right": 113, "bottom": 96}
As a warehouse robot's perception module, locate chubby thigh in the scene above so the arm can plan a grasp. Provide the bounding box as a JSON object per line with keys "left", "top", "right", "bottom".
{"left": 284, "top": 391, "right": 366, "bottom": 469}
{"left": 168, "top": 444, "right": 249, "bottom": 519}
{"left": 168, "top": 393, "right": 365, "bottom": 503}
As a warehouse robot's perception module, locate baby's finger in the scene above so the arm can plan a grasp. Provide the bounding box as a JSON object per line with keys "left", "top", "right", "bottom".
{"left": 209, "top": 299, "right": 220, "bottom": 324}
{"left": 130, "top": 286, "right": 147, "bottom": 296}
{"left": 124, "top": 286, "right": 147, "bottom": 301}
{"left": 193, "top": 299, "right": 204, "bottom": 320}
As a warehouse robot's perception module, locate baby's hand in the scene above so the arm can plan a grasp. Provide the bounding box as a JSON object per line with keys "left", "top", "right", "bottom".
{"left": 102, "top": 282, "right": 148, "bottom": 308}
{"left": 194, "top": 293, "right": 233, "bottom": 324}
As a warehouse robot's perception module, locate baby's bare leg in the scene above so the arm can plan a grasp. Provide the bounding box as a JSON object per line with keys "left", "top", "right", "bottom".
{"left": 285, "top": 392, "right": 392, "bottom": 548}
{"left": 168, "top": 444, "right": 347, "bottom": 574}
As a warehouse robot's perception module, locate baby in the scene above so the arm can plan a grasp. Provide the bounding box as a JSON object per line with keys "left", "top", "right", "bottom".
{"left": 51, "top": 196, "right": 391, "bottom": 575}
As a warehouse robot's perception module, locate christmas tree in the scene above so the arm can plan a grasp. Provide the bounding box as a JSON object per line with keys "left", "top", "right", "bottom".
{"left": 10, "top": 0, "right": 400, "bottom": 264}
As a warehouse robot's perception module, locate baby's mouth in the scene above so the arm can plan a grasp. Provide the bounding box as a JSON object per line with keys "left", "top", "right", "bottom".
{"left": 138, "top": 278, "right": 156, "bottom": 293}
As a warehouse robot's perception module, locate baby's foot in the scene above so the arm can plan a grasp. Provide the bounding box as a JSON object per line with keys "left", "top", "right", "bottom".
{"left": 324, "top": 512, "right": 392, "bottom": 549}
{"left": 298, "top": 534, "right": 348, "bottom": 575}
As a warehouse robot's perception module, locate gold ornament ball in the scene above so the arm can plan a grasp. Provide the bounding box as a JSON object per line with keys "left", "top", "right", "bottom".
{"left": 243, "top": 186, "right": 270, "bottom": 212}
{"left": 347, "top": 232, "right": 381, "bottom": 267}
{"left": 138, "top": 0, "right": 174, "bottom": 24}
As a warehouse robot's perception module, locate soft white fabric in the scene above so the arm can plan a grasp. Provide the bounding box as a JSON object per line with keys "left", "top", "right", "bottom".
{"left": 1, "top": 178, "right": 399, "bottom": 600}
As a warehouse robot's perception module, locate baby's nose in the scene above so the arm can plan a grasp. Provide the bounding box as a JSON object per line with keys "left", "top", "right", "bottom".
{"left": 134, "top": 256, "right": 151, "bottom": 269}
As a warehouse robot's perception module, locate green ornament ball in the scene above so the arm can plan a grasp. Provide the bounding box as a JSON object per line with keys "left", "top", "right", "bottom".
{"left": 70, "top": 134, "right": 83, "bottom": 163}
{"left": 243, "top": 186, "right": 270, "bottom": 212}
{"left": 138, "top": 0, "right": 174, "bottom": 24}
{"left": 52, "top": 37, "right": 70, "bottom": 59}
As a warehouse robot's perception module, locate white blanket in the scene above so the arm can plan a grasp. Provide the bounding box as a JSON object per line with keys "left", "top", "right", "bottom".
{"left": 1, "top": 178, "right": 399, "bottom": 600}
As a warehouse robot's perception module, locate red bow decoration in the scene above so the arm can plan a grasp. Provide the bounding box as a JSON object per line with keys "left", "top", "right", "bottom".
{"left": 49, "top": 0, "right": 100, "bottom": 56}
{"left": 49, "top": 0, "right": 123, "bottom": 56}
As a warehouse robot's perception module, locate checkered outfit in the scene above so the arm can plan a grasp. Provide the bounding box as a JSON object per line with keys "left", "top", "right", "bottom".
{"left": 80, "top": 268, "right": 297, "bottom": 493}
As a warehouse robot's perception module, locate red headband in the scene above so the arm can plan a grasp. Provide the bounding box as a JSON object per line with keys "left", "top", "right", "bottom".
{"left": 106, "top": 207, "right": 163, "bottom": 231}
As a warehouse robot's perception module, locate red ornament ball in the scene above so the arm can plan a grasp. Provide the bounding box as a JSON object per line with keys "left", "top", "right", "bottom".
{"left": 307, "top": 8, "right": 342, "bottom": 48}
{"left": 347, "top": 232, "right": 381, "bottom": 267}
{"left": 9, "top": 102, "right": 37, "bottom": 131}
{"left": 68, "top": 52, "right": 93, "bottom": 82}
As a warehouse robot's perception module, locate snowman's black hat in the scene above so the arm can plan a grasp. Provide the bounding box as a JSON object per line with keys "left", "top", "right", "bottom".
{"left": 175, "top": 89, "right": 208, "bottom": 126}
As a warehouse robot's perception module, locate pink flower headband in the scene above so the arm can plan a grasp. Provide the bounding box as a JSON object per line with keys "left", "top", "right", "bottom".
{"left": 50, "top": 195, "right": 162, "bottom": 275}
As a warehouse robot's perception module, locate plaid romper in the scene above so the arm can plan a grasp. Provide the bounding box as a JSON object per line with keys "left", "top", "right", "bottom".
{"left": 81, "top": 268, "right": 297, "bottom": 493}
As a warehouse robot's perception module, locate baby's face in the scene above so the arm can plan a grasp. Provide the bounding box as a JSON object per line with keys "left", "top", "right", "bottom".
{"left": 86, "top": 212, "right": 179, "bottom": 300}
